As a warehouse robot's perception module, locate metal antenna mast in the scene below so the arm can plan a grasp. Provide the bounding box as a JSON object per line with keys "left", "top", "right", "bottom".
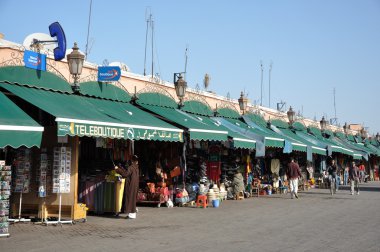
{"left": 330, "top": 88, "right": 338, "bottom": 125}
{"left": 151, "top": 16, "right": 154, "bottom": 78}
{"left": 143, "top": 9, "right": 150, "bottom": 76}
{"left": 260, "top": 61, "right": 264, "bottom": 106}
{"left": 268, "top": 61, "right": 273, "bottom": 108}
{"left": 184, "top": 45, "right": 188, "bottom": 79}
{"left": 85, "top": 0, "right": 93, "bottom": 58}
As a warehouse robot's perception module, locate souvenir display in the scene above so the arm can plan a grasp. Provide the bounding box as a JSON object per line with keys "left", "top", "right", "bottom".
{"left": 37, "top": 151, "right": 52, "bottom": 198}
{"left": 52, "top": 147, "right": 71, "bottom": 194}
{"left": 12, "top": 149, "right": 31, "bottom": 193}
{"left": 0, "top": 161, "right": 11, "bottom": 237}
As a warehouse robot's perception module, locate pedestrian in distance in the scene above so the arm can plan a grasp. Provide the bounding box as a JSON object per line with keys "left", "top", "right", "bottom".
{"left": 358, "top": 162, "right": 365, "bottom": 183}
{"left": 349, "top": 161, "right": 360, "bottom": 195}
{"left": 114, "top": 155, "right": 139, "bottom": 219}
{"left": 327, "top": 159, "right": 338, "bottom": 195}
{"left": 286, "top": 157, "right": 302, "bottom": 199}
{"left": 343, "top": 166, "right": 349, "bottom": 185}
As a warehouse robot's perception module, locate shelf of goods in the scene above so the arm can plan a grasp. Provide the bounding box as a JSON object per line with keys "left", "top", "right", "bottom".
{"left": 0, "top": 161, "right": 11, "bottom": 238}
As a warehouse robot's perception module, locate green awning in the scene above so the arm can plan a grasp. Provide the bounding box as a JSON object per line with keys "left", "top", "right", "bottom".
{"left": 0, "top": 66, "right": 72, "bottom": 93}
{"left": 295, "top": 131, "right": 327, "bottom": 155}
{"left": 138, "top": 92, "right": 178, "bottom": 108}
{"left": 200, "top": 117, "right": 256, "bottom": 149}
{"left": 0, "top": 91, "right": 43, "bottom": 148}
{"left": 238, "top": 117, "right": 285, "bottom": 148}
{"left": 80, "top": 81, "right": 131, "bottom": 102}
{"left": 139, "top": 104, "right": 228, "bottom": 141}
{"left": 308, "top": 127, "right": 354, "bottom": 155}
{"left": 216, "top": 108, "right": 241, "bottom": 119}
{"left": 182, "top": 100, "right": 214, "bottom": 116}
{"left": 0, "top": 83, "right": 183, "bottom": 142}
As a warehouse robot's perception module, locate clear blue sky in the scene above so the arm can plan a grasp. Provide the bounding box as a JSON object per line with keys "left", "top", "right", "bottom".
{"left": 1, "top": 1, "right": 379, "bottom": 134}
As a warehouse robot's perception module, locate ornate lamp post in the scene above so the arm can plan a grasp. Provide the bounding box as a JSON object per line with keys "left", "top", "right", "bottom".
{"left": 173, "top": 73, "right": 187, "bottom": 107}
{"left": 360, "top": 127, "right": 367, "bottom": 140}
{"left": 287, "top": 106, "right": 295, "bottom": 127}
{"left": 66, "top": 42, "right": 85, "bottom": 93}
{"left": 320, "top": 116, "right": 327, "bottom": 131}
{"left": 238, "top": 91, "right": 248, "bottom": 115}
{"left": 343, "top": 122, "right": 348, "bottom": 134}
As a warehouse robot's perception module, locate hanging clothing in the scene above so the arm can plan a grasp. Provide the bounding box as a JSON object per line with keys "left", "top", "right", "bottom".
{"left": 271, "top": 159, "right": 280, "bottom": 175}
{"left": 115, "top": 162, "right": 139, "bottom": 215}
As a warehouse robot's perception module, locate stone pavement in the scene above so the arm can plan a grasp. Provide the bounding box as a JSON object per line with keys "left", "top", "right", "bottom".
{"left": 1, "top": 182, "right": 380, "bottom": 252}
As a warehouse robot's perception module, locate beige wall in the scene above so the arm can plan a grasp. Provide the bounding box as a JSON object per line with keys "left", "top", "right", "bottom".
{"left": 0, "top": 41, "right": 360, "bottom": 135}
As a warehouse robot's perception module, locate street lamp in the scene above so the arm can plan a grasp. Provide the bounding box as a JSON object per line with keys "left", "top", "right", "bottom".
{"left": 173, "top": 73, "right": 187, "bottom": 107}
{"left": 238, "top": 91, "right": 248, "bottom": 115}
{"left": 287, "top": 106, "right": 295, "bottom": 126}
{"left": 67, "top": 42, "right": 85, "bottom": 93}
{"left": 360, "top": 128, "right": 367, "bottom": 139}
{"left": 320, "top": 116, "right": 327, "bottom": 131}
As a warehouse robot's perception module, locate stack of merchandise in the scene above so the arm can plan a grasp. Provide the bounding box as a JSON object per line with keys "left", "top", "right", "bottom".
{"left": 219, "top": 183, "right": 227, "bottom": 200}
{"left": 0, "top": 161, "right": 11, "bottom": 237}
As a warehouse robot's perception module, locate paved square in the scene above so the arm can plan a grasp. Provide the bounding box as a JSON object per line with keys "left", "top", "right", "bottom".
{"left": 1, "top": 182, "right": 380, "bottom": 252}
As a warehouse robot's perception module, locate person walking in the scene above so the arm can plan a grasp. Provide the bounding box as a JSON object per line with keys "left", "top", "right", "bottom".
{"left": 287, "top": 157, "right": 302, "bottom": 199}
{"left": 327, "top": 160, "right": 338, "bottom": 195}
{"left": 343, "top": 166, "right": 349, "bottom": 185}
{"left": 349, "top": 161, "right": 360, "bottom": 195}
{"left": 358, "top": 163, "right": 365, "bottom": 183}
{"left": 115, "top": 155, "right": 139, "bottom": 219}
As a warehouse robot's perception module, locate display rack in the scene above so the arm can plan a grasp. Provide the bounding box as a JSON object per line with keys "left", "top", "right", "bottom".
{"left": 9, "top": 149, "right": 31, "bottom": 223}
{"left": 0, "top": 161, "right": 11, "bottom": 238}
{"left": 45, "top": 147, "right": 72, "bottom": 226}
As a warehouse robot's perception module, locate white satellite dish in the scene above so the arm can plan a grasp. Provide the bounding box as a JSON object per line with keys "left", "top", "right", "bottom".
{"left": 23, "top": 33, "right": 56, "bottom": 52}
{"left": 109, "top": 61, "right": 130, "bottom": 72}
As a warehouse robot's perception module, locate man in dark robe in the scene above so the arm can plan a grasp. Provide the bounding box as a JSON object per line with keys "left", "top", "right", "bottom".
{"left": 115, "top": 155, "right": 139, "bottom": 219}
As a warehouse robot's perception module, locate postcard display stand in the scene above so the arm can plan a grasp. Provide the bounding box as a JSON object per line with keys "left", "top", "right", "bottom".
{"left": 0, "top": 161, "right": 11, "bottom": 237}
{"left": 9, "top": 149, "right": 31, "bottom": 223}
{"left": 46, "top": 147, "right": 72, "bottom": 225}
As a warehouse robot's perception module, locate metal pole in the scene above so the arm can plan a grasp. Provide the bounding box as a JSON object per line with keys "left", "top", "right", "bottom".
{"left": 269, "top": 62, "right": 272, "bottom": 108}
{"left": 260, "top": 61, "right": 264, "bottom": 106}
{"left": 143, "top": 17, "right": 149, "bottom": 76}
{"left": 151, "top": 18, "right": 154, "bottom": 78}
{"left": 85, "top": 0, "right": 93, "bottom": 58}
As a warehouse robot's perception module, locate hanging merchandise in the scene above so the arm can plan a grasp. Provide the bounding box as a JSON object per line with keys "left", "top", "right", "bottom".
{"left": 0, "top": 161, "right": 11, "bottom": 238}
{"left": 12, "top": 148, "right": 31, "bottom": 193}
{"left": 37, "top": 151, "right": 51, "bottom": 198}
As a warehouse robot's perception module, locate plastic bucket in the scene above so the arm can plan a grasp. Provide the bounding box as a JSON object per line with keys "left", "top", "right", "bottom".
{"left": 212, "top": 199, "right": 220, "bottom": 208}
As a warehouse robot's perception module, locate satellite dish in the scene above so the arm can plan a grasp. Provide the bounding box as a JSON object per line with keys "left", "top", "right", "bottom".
{"left": 23, "top": 22, "right": 67, "bottom": 61}
{"left": 23, "top": 33, "right": 56, "bottom": 52}
{"left": 109, "top": 61, "right": 130, "bottom": 72}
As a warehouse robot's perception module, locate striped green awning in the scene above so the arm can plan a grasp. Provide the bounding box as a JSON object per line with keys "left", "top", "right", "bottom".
{"left": 0, "top": 91, "right": 43, "bottom": 148}
{"left": 0, "top": 83, "right": 183, "bottom": 142}
{"left": 139, "top": 104, "right": 228, "bottom": 142}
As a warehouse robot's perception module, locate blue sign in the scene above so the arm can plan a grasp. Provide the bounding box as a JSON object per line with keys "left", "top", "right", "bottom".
{"left": 23, "top": 50, "right": 46, "bottom": 71}
{"left": 98, "top": 66, "right": 121, "bottom": 82}
{"left": 49, "top": 22, "right": 67, "bottom": 61}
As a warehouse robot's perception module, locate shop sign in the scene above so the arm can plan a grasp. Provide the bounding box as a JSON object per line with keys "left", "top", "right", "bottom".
{"left": 23, "top": 50, "right": 46, "bottom": 71}
{"left": 98, "top": 66, "right": 121, "bottom": 82}
{"left": 57, "top": 121, "right": 183, "bottom": 142}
